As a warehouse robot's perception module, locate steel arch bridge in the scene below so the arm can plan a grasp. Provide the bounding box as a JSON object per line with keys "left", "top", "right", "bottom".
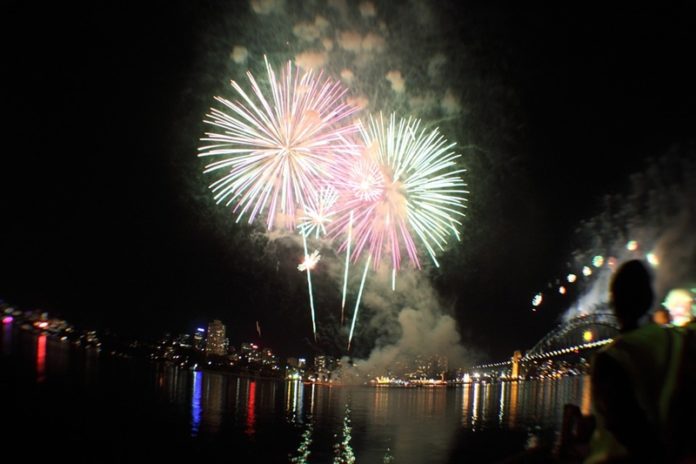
{"left": 522, "top": 310, "right": 619, "bottom": 360}
{"left": 473, "top": 306, "right": 620, "bottom": 371}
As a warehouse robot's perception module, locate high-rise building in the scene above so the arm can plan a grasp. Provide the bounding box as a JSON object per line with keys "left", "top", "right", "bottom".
{"left": 314, "top": 355, "right": 336, "bottom": 381}
{"left": 193, "top": 328, "right": 206, "bottom": 351}
{"left": 206, "top": 320, "right": 228, "bottom": 356}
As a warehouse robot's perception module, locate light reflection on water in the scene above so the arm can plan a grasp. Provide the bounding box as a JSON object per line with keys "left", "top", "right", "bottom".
{"left": 1, "top": 330, "right": 592, "bottom": 463}
{"left": 286, "top": 378, "right": 304, "bottom": 423}
{"left": 191, "top": 371, "right": 202, "bottom": 436}
{"left": 36, "top": 334, "right": 46, "bottom": 383}
{"left": 158, "top": 369, "right": 591, "bottom": 463}
{"left": 246, "top": 380, "right": 256, "bottom": 436}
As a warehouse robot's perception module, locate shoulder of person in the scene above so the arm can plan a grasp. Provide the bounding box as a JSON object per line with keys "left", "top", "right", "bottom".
{"left": 619, "top": 323, "right": 672, "bottom": 345}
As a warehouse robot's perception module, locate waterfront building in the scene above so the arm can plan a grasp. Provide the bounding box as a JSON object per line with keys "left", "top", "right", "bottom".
{"left": 206, "top": 320, "right": 228, "bottom": 356}
{"left": 193, "top": 328, "right": 205, "bottom": 351}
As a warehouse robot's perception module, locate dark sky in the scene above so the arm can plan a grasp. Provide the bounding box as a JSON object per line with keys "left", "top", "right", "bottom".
{"left": 1, "top": 1, "right": 694, "bottom": 361}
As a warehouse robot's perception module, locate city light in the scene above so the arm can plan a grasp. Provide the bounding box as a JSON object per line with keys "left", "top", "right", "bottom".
{"left": 567, "top": 274, "right": 577, "bottom": 283}
{"left": 582, "top": 266, "right": 592, "bottom": 277}
{"left": 583, "top": 330, "right": 593, "bottom": 342}
{"left": 626, "top": 240, "right": 638, "bottom": 251}
{"left": 2, "top": 316, "right": 12, "bottom": 324}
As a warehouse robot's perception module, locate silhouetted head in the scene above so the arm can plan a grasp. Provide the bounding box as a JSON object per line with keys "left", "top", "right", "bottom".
{"left": 610, "top": 260, "right": 654, "bottom": 331}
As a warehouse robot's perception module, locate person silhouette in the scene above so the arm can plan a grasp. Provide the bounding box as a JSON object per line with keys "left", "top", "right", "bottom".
{"left": 586, "top": 260, "right": 684, "bottom": 463}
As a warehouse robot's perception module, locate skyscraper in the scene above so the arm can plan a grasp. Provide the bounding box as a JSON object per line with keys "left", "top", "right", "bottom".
{"left": 206, "top": 320, "right": 228, "bottom": 356}
{"left": 193, "top": 327, "right": 206, "bottom": 351}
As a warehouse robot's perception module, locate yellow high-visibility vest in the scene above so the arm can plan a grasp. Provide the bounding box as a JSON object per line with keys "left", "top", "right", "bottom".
{"left": 586, "top": 324, "right": 686, "bottom": 463}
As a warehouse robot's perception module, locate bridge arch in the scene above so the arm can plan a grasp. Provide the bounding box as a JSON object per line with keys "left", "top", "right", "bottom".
{"left": 523, "top": 310, "right": 619, "bottom": 360}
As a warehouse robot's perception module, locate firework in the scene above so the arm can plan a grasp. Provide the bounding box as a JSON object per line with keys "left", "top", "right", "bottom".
{"left": 296, "top": 186, "right": 335, "bottom": 338}
{"left": 298, "top": 186, "right": 339, "bottom": 239}
{"left": 330, "top": 113, "right": 467, "bottom": 273}
{"left": 300, "top": 233, "right": 318, "bottom": 340}
{"left": 298, "top": 250, "right": 321, "bottom": 272}
{"left": 347, "top": 253, "right": 372, "bottom": 351}
{"left": 199, "top": 56, "right": 358, "bottom": 230}
{"left": 340, "top": 211, "right": 353, "bottom": 324}
{"left": 334, "top": 114, "right": 466, "bottom": 349}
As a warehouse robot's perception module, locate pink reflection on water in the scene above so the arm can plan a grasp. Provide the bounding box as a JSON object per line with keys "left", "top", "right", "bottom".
{"left": 36, "top": 334, "right": 47, "bottom": 383}
{"left": 246, "top": 381, "right": 256, "bottom": 437}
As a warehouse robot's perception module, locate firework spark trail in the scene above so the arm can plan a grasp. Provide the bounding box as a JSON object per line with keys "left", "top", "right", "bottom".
{"left": 330, "top": 113, "right": 467, "bottom": 273}
{"left": 199, "top": 56, "right": 358, "bottom": 231}
{"left": 301, "top": 232, "right": 317, "bottom": 341}
{"left": 341, "top": 210, "right": 354, "bottom": 325}
{"left": 297, "top": 186, "right": 335, "bottom": 334}
{"left": 347, "top": 254, "right": 372, "bottom": 351}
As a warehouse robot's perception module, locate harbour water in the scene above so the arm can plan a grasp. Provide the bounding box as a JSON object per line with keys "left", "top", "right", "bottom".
{"left": 1, "top": 328, "right": 591, "bottom": 463}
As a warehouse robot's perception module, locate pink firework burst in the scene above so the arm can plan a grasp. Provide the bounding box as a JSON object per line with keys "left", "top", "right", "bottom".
{"left": 330, "top": 113, "right": 467, "bottom": 272}
{"left": 199, "top": 57, "right": 359, "bottom": 230}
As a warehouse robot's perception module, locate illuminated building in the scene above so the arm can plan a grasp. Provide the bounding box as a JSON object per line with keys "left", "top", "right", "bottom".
{"left": 314, "top": 355, "right": 336, "bottom": 381}
{"left": 241, "top": 342, "right": 261, "bottom": 363}
{"left": 206, "top": 320, "right": 228, "bottom": 356}
{"left": 175, "top": 334, "right": 192, "bottom": 348}
{"left": 193, "top": 328, "right": 205, "bottom": 351}
{"left": 261, "top": 349, "right": 279, "bottom": 369}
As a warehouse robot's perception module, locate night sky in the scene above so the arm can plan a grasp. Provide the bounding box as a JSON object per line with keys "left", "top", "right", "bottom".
{"left": 2, "top": 1, "right": 694, "bottom": 361}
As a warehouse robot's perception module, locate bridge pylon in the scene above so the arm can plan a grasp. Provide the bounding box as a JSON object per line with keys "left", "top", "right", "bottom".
{"left": 511, "top": 350, "right": 522, "bottom": 380}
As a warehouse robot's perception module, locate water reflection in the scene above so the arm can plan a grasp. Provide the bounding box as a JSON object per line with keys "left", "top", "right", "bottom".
{"left": 285, "top": 379, "right": 304, "bottom": 423}
{"left": 245, "top": 380, "right": 256, "bottom": 437}
{"left": 334, "top": 403, "right": 355, "bottom": 463}
{"left": 471, "top": 382, "right": 480, "bottom": 430}
{"left": 191, "top": 371, "right": 202, "bottom": 436}
{"left": 143, "top": 367, "right": 592, "bottom": 463}
{"left": 461, "top": 383, "right": 470, "bottom": 427}
{"left": 290, "top": 421, "right": 314, "bottom": 464}
{"left": 36, "top": 334, "right": 46, "bottom": 383}
{"left": 499, "top": 382, "right": 506, "bottom": 425}
{"left": 2, "top": 331, "right": 599, "bottom": 464}
{"left": 203, "top": 373, "right": 224, "bottom": 434}
{"left": 509, "top": 381, "right": 519, "bottom": 428}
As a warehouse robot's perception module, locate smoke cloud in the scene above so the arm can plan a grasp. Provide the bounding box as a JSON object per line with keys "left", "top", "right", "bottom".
{"left": 564, "top": 151, "right": 696, "bottom": 320}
